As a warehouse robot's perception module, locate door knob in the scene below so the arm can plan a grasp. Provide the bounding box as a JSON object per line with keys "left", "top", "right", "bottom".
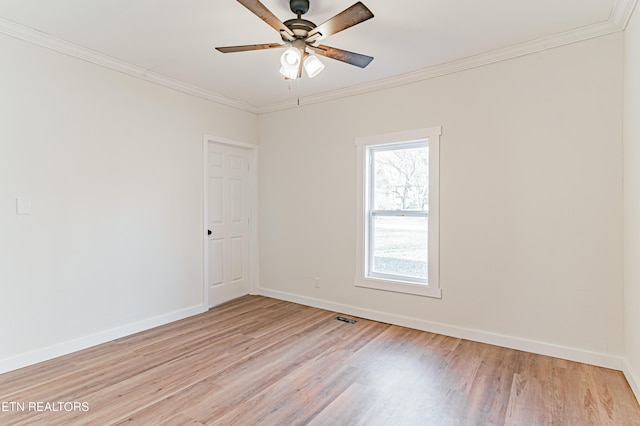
{"left": 208, "top": 230, "right": 212, "bottom": 235}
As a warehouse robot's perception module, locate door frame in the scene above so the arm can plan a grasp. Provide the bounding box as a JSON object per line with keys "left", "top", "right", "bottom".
{"left": 202, "top": 134, "right": 259, "bottom": 308}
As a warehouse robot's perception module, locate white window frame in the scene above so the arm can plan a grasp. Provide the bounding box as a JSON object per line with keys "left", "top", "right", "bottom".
{"left": 355, "top": 127, "right": 441, "bottom": 298}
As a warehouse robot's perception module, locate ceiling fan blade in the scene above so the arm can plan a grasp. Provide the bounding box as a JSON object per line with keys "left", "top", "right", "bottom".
{"left": 216, "top": 43, "right": 285, "bottom": 53}
{"left": 308, "top": 44, "right": 373, "bottom": 68}
{"left": 236, "top": 0, "right": 295, "bottom": 39}
{"left": 306, "top": 2, "right": 373, "bottom": 42}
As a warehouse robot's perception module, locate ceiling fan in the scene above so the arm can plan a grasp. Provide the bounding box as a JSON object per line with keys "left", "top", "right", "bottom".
{"left": 215, "top": 0, "right": 374, "bottom": 79}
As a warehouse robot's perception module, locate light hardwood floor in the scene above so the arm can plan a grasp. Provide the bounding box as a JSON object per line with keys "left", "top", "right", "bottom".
{"left": 1, "top": 295, "right": 639, "bottom": 425}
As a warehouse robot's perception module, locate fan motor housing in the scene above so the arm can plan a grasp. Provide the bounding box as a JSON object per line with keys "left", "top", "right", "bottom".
{"left": 283, "top": 18, "right": 316, "bottom": 38}
{"left": 290, "top": 0, "right": 310, "bottom": 15}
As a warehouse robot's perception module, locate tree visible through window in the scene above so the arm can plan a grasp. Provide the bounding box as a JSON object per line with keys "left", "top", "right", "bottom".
{"left": 369, "top": 142, "right": 428, "bottom": 282}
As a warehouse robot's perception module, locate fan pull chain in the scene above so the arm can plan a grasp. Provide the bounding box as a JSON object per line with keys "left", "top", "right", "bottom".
{"left": 286, "top": 76, "right": 301, "bottom": 106}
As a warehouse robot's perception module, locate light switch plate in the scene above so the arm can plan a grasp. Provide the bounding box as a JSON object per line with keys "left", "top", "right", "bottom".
{"left": 16, "top": 198, "right": 32, "bottom": 215}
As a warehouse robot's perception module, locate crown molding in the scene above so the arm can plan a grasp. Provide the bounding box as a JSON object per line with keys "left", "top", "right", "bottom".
{"left": 0, "top": 17, "right": 258, "bottom": 114}
{"left": 612, "top": 0, "right": 639, "bottom": 29}
{"left": 2, "top": 0, "right": 637, "bottom": 115}
{"left": 257, "top": 11, "right": 631, "bottom": 114}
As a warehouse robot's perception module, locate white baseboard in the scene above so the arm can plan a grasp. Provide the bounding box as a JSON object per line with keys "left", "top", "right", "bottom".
{"left": 258, "top": 288, "right": 625, "bottom": 371}
{"left": 0, "top": 305, "right": 206, "bottom": 374}
{"left": 623, "top": 359, "right": 640, "bottom": 404}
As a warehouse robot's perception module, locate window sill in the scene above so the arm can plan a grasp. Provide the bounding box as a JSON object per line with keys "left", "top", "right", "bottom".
{"left": 355, "top": 276, "right": 442, "bottom": 299}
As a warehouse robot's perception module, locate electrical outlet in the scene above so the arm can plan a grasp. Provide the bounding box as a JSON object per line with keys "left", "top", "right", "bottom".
{"left": 314, "top": 277, "right": 320, "bottom": 288}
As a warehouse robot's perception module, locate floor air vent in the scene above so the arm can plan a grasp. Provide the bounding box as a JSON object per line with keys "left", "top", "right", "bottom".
{"left": 336, "top": 316, "right": 357, "bottom": 324}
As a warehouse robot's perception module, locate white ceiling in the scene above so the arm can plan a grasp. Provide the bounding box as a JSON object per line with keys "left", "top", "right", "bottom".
{"left": 0, "top": 0, "right": 636, "bottom": 113}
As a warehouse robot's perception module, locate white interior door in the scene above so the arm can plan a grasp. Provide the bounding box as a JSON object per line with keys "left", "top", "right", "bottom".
{"left": 207, "top": 142, "right": 250, "bottom": 307}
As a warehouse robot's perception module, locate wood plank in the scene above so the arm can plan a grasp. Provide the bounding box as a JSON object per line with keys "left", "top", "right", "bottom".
{"left": 0, "top": 296, "right": 638, "bottom": 425}
{"left": 0, "top": 295, "right": 268, "bottom": 396}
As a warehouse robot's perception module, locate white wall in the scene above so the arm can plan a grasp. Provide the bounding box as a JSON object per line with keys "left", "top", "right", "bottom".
{"left": 0, "top": 33, "right": 257, "bottom": 370}
{"left": 259, "top": 33, "right": 624, "bottom": 363}
{"left": 624, "top": 5, "right": 640, "bottom": 399}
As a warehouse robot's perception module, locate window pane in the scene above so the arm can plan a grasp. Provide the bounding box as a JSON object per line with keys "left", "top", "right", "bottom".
{"left": 373, "top": 145, "right": 428, "bottom": 211}
{"left": 372, "top": 215, "right": 427, "bottom": 280}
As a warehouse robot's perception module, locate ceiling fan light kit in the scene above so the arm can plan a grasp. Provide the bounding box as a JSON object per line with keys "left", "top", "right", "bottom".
{"left": 303, "top": 54, "right": 325, "bottom": 78}
{"left": 216, "top": 0, "right": 374, "bottom": 81}
{"left": 281, "top": 46, "right": 301, "bottom": 68}
{"left": 279, "top": 46, "right": 301, "bottom": 79}
{"left": 279, "top": 47, "right": 324, "bottom": 79}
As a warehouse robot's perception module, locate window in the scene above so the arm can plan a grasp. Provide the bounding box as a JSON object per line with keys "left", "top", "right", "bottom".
{"left": 368, "top": 142, "right": 428, "bottom": 282}
{"left": 355, "top": 127, "right": 441, "bottom": 298}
